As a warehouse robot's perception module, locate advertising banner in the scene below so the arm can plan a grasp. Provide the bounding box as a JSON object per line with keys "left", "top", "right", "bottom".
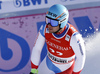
{"left": 0, "top": 0, "right": 100, "bottom": 14}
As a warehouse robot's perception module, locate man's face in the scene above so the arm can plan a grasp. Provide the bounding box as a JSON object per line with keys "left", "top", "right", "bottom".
{"left": 47, "top": 23, "right": 60, "bottom": 33}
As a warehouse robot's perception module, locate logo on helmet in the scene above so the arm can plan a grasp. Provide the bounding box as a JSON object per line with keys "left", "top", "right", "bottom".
{"left": 47, "top": 11, "right": 57, "bottom": 18}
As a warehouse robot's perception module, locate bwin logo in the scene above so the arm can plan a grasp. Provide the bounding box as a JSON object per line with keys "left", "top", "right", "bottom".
{"left": 47, "top": 12, "right": 57, "bottom": 18}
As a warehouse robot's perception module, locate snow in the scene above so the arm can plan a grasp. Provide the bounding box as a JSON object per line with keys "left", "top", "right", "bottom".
{"left": 81, "top": 32, "right": 100, "bottom": 74}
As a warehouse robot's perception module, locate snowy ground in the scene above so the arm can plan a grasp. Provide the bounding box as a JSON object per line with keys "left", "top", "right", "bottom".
{"left": 81, "top": 32, "right": 100, "bottom": 74}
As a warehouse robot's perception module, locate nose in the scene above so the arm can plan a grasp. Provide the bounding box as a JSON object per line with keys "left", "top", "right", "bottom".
{"left": 47, "top": 23, "right": 52, "bottom": 27}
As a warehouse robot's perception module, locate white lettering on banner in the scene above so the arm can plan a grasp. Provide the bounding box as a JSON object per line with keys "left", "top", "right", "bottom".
{"left": 13, "top": 0, "right": 48, "bottom": 8}
{"left": 0, "top": 1, "right": 2, "bottom": 9}
{"left": 46, "top": 39, "right": 71, "bottom": 51}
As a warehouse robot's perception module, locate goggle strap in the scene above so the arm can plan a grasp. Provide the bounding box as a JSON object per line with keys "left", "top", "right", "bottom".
{"left": 60, "top": 17, "right": 67, "bottom": 23}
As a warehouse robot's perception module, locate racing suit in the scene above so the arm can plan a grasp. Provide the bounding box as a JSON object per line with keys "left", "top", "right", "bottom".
{"left": 31, "top": 23, "right": 86, "bottom": 74}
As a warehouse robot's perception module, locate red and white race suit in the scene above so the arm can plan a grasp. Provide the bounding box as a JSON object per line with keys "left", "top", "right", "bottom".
{"left": 31, "top": 23, "right": 86, "bottom": 74}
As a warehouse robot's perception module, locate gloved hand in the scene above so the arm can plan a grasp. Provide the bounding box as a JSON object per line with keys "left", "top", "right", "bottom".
{"left": 30, "top": 69, "right": 38, "bottom": 74}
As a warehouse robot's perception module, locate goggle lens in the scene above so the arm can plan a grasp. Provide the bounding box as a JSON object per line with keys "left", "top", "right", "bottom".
{"left": 46, "top": 17, "right": 59, "bottom": 27}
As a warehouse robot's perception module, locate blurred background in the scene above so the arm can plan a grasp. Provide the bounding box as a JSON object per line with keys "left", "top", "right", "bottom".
{"left": 0, "top": 0, "right": 100, "bottom": 74}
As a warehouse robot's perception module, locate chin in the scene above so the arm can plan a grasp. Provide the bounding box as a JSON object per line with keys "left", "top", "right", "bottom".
{"left": 49, "top": 31, "right": 53, "bottom": 33}
{"left": 49, "top": 31, "right": 52, "bottom": 33}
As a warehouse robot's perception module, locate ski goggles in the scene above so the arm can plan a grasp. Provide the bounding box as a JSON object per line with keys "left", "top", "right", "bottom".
{"left": 45, "top": 16, "right": 60, "bottom": 27}
{"left": 46, "top": 16, "right": 67, "bottom": 27}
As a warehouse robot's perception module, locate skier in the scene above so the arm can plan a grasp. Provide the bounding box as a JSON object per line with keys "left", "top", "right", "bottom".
{"left": 30, "top": 4, "right": 86, "bottom": 74}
